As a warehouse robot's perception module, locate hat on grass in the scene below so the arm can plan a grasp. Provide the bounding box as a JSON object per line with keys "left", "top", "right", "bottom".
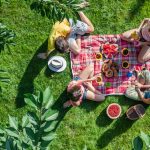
{"left": 48, "top": 56, "right": 67, "bottom": 72}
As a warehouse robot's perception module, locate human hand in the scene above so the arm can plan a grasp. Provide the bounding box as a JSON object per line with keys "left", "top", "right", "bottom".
{"left": 135, "top": 86, "right": 140, "bottom": 92}
{"left": 134, "top": 82, "right": 143, "bottom": 88}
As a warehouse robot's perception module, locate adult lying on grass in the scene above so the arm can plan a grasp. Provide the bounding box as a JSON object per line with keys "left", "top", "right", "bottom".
{"left": 125, "top": 69, "right": 150, "bottom": 104}
{"left": 37, "top": 9, "right": 94, "bottom": 59}
{"left": 63, "top": 65, "right": 106, "bottom": 108}
{"left": 121, "top": 18, "right": 150, "bottom": 63}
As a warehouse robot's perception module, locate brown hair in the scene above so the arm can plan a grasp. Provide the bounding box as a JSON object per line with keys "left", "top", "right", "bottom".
{"left": 55, "top": 36, "right": 69, "bottom": 53}
{"left": 67, "top": 85, "right": 82, "bottom": 102}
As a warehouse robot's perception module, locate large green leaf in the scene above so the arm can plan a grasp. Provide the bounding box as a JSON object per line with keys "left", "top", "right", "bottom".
{"left": 9, "top": 116, "right": 18, "bottom": 130}
{"left": 37, "top": 91, "right": 43, "bottom": 108}
{"left": 27, "top": 112, "right": 39, "bottom": 126}
{"left": 42, "top": 132, "right": 56, "bottom": 141}
{"left": 140, "top": 131, "right": 150, "bottom": 148}
{"left": 0, "top": 127, "right": 5, "bottom": 134}
{"left": 133, "top": 136, "right": 143, "bottom": 150}
{"left": 25, "top": 127, "right": 35, "bottom": 141}
{"left": 41, "top": 109, "right": 59, "bottom": 121}
{"left": 43, "top": 121, "right": 58, "bottom": 133}
{"left": 24, "top": 93, "right": 37, "bottom": 109}
{"left": 22, "top": 115, "right": 29, "bottom": 128}
{"left": 5, "top": 128, "right": 19, "bottom": 138}
{"left": 43, "top": 87, "right": 52, "bottom": 106}
{"left": 46, "top": 112, "right": 59, "bottom": 121}
{"left": 45, "top": 96, "right": 54, "bottom": 109}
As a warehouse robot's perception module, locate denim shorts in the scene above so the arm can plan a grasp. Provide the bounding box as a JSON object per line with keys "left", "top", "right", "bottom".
{"left": 73, "top": 76, "right": 87, "bottom": 100}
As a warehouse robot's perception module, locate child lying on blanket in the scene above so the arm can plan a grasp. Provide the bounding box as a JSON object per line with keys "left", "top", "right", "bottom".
{"left": 125, "top": 68, "right": 150, "bottom": 104}
{"left": 37, "top": 9, "right": 94, "bottom": 59}
{"left": 63, "top": 65, "right": 106, "bottom": 108}
{"left": 121, "top": 18, "right": 150, "bottom": 63}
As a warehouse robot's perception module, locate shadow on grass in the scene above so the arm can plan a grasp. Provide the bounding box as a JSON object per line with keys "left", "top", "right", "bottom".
{"left": 15, "top": 39, "right": 57, "bottom": 108}
{"left": 96, "top": 113, "right": 135, "bottom": 149}
{"left": 80, "top": 100, "right": 100, "bottom": 112}
{"left": 96, "top": 95, "right": 149, "bottom": 149}
{"left": 127, "top": 0, "right": 146, "bottom": 20}
{"left": 52, "top": 89, "right": 71, "bottom": 130}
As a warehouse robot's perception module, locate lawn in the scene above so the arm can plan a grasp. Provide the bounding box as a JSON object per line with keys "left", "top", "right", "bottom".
{"left": 0, "top": 0, "right": 150, "bottom": 149}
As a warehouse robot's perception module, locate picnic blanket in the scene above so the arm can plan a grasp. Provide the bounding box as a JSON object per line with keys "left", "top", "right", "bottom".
{"left": 70, "top": 34, "right": 150, "bottom": 95}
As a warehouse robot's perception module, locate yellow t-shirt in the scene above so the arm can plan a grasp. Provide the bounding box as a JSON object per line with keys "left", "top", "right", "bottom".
{"left": 48, "top": 19, "right": 71, "bottom": 52}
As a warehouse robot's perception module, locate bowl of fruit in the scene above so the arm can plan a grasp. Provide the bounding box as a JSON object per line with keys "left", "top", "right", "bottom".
{"left": 106, "top": 103, "right": 122, "bottom": 119}
{"left": 102, "top": 44, "right": 118, "bottom": 59}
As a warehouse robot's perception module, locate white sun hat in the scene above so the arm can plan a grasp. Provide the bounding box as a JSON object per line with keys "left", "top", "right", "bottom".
{"left": 48, "top": 56, "right": 67, "bottom": 72}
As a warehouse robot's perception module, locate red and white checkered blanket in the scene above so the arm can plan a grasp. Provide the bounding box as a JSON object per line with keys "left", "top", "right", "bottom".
{"left": 70, "top": 35, "right": 150, "bottom": 95}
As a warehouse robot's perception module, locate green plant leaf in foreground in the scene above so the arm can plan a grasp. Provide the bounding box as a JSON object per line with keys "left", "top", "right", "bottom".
{"left": 133, "top": 136, "right": 143, "bottom": 150}
{"left": 9, "top": 116, "right": 18, "bottom": 130}
{"left": 140, "top": 131, "right": 150, "bottom": 148}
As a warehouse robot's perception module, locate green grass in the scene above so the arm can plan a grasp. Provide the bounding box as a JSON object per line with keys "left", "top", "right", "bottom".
{"left": 0, "top": 0, "right": 150, "bottom": 149}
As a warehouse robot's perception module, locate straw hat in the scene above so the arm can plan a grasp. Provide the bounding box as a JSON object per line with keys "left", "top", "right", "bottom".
{"left": 48, "top": 56, "right": 67, "bottom": 72}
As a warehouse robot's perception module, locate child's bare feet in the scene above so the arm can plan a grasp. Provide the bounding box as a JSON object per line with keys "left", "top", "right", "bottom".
{"left": 63, "top": 101, "right": 71, "bottom": 108}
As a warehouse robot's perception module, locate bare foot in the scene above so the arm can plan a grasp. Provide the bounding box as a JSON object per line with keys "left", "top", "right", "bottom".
{"left": 37, "top": 53, "right": 47, "bottom": 59}
{"left": 63, "top": 101, "right": 71, "bottom": 108}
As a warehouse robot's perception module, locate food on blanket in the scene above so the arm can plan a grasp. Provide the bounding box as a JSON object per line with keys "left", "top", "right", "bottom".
{"left": 127, "top": 71, "right": 133, "bottom": 78}
{"left": 102, "top": 44, "right": 118, "bottom": 59}
{"left": 96, "top": 53, "right": 102, "bottom": 60}
{"left": 96, "top": 76, "right": 102, "bottom": 83}
{"left": 122, "top": 61, "right": 130, "bottom": 69}
{"left": 107, "top": 103, "right": 121, "bottom": 119}
{"left": 122, "top": 48, "right": 129, "bottom": 56}
{"left": 105, "top": 69, "right": 113, "bottom": 78}
{"left": 102, "top": 60, "right": 119, "bottom": 78}
{"left": 131, "top": 31, "right": 140, "bottom": 40}
{"left": 102, "top": 63, "right": 109, "bottom": 72}
{"left": 105, "top": 82, "right": 111, "bottom": 87}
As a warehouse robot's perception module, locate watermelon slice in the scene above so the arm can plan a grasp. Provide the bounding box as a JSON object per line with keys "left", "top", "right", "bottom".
{"left": 107, "top": 103, "right": 121, "bottom": 119}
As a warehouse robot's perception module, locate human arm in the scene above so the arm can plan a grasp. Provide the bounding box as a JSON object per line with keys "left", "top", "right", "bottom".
{"left": 134, "top": 82, "right": 150, "bottom": 89}
{"left": 78, "top": 11, "right": 94, "bottom": 33}
{"left": 135, "top": 87, "right": 150, "bottom": 104}
{"left": 69, "top": 35, "right": 81, "bottom": 55}
{"left": 84, "top": 82, "right": 102, "bottom": 94}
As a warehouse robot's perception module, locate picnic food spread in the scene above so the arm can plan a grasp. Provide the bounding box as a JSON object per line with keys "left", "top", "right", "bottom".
{"left": 102, "top": 60, "right": 119, "bottom": 78}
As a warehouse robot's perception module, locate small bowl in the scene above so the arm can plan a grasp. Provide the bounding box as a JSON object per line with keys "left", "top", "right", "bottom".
{"left": 96, "top": 76, "right": 103, "bottom": 85}
{"left": 96, "top": 53, "right": 103, "bottom": 60}
{"left": 106, "top": 103, "right": 122, "bottom": 119}
{"left": 122, "top": 48, "right": 129, "bottom": 56}
{"left": 122, "top": 61, "right": 130, "bottom": 69}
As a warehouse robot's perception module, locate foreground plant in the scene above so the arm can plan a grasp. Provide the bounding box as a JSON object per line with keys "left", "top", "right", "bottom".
{"left": 133, "top": 131, "right": 150, "bottom": 150}
{"left": 0, "top": 87, "right": 59, "bottom": 150}
{"left": 0, "top": 69, "right": 10, "bottom": 92}
{"left": 0, "top": 22, "right": 16, "bottom": 52}
{"left": 31, "top": 0, "right": 89, "bottom": 22}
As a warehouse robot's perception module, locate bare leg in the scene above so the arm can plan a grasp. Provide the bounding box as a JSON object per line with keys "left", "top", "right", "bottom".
{"left": 79, "top": 64, "right": 94, "bottom": 79}
{"left": 138, "top": 45, "right": 150, "bottom": 63}
{"left": 78, "top": 11, "right": 94, "bottom": 33}
{"left": 86, "top": 90, "right": 105, "bottom": 101}
{"left": 121, "top": 28, "right": 138, "bottom": 42}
